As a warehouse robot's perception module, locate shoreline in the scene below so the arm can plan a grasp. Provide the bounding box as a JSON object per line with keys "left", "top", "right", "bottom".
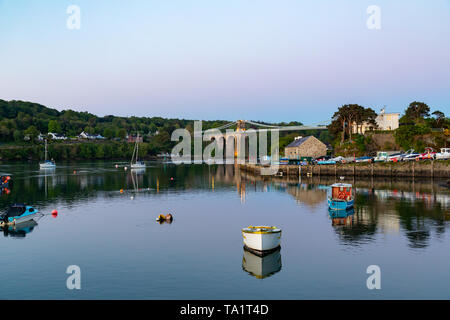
{"left": 240, "top": 160, "right": 450, "bottom": 178}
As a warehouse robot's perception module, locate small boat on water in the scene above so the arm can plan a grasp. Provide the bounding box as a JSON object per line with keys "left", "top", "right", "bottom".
{"left": 39, "top": 139, "right": 56, "bottom": 169}
{"left": 0, "top": 204, "right": 40, "bottom": 225}
{"left": 130, "top": 133, "right": 146, "bottom": 169}
{"left": 327, "top": 183, "right": 354, "bottom": 211}
{"left": 242, "top": 226, "right": 281, "bottom": 255}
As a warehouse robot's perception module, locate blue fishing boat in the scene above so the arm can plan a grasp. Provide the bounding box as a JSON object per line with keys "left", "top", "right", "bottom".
{"left": 327, "top": 183, "right": 354, "bottom": 210}
{"left": 0, "top": 204, "right": 39, "bottom": 225}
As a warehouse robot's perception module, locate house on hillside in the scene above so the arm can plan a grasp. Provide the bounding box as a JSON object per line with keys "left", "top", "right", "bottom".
{"left": 78, "top": 131, "right": 104, "bottom": 140}
{"left": 127, "top": 135, "right": 143, "bottom": 143}
{"left": 352, "top": 108, "right": 400, "bottom": 134}
{"left": 285, "top": 136, "right": 327, "bottom": 159}
{"left": 48, "top": 132, "right": 67, "bottom": 140}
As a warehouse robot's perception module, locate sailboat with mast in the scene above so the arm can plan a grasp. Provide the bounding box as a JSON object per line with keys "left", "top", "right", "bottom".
{"left": 130, "top": 133, "right": 146, "bottom": 169}
{"left": 39, "top": 139, "right": 56, "bottom": 169}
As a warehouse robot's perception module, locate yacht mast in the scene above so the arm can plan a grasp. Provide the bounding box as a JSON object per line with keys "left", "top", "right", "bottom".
{"left": 136, "top": 133, "right": 139, "bottom": 163}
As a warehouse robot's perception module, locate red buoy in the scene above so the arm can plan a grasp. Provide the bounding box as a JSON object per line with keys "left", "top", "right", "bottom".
{"left": 51, "top": 209, "right": 58, "bottom": 218}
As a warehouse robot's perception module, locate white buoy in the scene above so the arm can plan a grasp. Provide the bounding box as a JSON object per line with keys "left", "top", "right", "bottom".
{"left": 124, "top": 167, "right": 128, "bottom": 171}
{"left": 115, "top": 164, "right": 119, "bottom": 168}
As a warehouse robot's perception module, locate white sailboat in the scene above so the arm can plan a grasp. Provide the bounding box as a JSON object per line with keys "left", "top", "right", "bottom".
{"left": 131, "top": 133, "right": 146, "bottom": 169}
{"left": 39, "top": 139, "right": 56, "bottom": 169}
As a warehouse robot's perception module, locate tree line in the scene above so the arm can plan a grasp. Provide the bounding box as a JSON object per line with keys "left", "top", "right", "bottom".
{"left": 327, "top": 101, "right": 449, "bottom": 153}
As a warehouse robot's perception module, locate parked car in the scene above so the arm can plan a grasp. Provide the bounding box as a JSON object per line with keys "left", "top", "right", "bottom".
{"left": 402, "top": 149, "right": 421, "bottom": 161}
{"left": 355, "top": 156, "right": 373, "bottom": 163}
{"left": 436, "top": 148, "right": 450, "bottom": 160}
{"left": 417, "top": 147, "right": 436, "bottom": 160}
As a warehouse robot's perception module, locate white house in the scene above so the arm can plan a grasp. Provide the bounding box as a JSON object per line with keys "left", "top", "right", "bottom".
{"left": 79, "top": 131, "right": 105, "bottom": 140}
{"left": 48, "top": 132, "right": 67, "bottom": 140}
{"left": 352, "top": 108, "right": 400, "bottom": 134}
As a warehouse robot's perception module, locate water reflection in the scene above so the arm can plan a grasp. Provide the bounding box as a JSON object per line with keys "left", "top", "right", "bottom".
{"left": 0, "top": 161, "right": 449, "bottom": 250}
{"left": 329, "top": 208, "right": 354, "bottom": 226}
{"left": 1, "top": 219, "right": 39, "bottom": 238}
{"left": 242, "top": 247, "right": 282, "bottom": 279}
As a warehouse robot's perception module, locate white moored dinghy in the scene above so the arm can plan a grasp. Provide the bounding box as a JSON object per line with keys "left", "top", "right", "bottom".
{"left": 242, "top": 226, "right": 281, "bottom": 255}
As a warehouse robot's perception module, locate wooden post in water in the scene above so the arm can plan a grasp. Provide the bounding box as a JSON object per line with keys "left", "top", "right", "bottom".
{"left": 431, "top": 160, "right": 434, "bottom": 178}
{"left": 371, "top": 162, "right": 374, "bottom": 177}
{"left": 412, "top": 161, "right": 415, "bottom": 178}
{"left": 334, "top": 164, "right": 337, "bottom": 177}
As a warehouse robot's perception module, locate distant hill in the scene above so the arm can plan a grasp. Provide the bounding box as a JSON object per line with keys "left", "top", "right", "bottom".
{"left": 0, "top": 99, "right": 231, "bottom": 142}
{"left": 0, "top": 99, "right": 331, "bottom": 149}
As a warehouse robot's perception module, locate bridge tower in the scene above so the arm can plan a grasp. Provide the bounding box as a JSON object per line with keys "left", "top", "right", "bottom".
{"left": 234, "top": 120, "right": 248, "bottom": 159}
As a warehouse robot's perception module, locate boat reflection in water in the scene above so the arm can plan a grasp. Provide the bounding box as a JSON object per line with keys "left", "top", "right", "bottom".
{"left": 242, "top": 247, "right": 282, "bottom": 279}
{"left": 329, "top": 208, "right": 354, "bottom": 227}
{"left": 1, "top": 220, "right": 39, "bottom": 238}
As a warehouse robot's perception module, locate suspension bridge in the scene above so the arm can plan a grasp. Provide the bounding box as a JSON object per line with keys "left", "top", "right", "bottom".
{"left": 201, "top": 119, "right": 329, "bottom": 134}
{"left": 199, "top": 120, "right": 330, "bottom": 160}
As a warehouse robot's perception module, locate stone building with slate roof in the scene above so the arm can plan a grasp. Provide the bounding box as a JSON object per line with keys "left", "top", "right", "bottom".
{"left": 284, "top": 136, "right": 327, "bottom": 159}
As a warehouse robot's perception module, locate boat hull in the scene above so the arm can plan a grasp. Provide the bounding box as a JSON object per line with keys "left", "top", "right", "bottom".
{"left": 242, "top": 247, "right": 282, "bottom": 279}
{"left": 328, "top": 198, "right": 354, "bottom": 210}
{"left": 40, "top": 163, "right": 56, "bottom": 169}
{"left": 7, "top": 206, "right": 39, "bottom": 224}
{"left": 131, "top": 163, "right": 146, "bottom": 169}
{"left": 242, "top": 230, "right": 281, "bottom": 252}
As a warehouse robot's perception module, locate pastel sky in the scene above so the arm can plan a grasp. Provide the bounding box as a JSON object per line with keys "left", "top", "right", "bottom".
{"left": 0, "top": 0, "right": 449, "bottom": 123}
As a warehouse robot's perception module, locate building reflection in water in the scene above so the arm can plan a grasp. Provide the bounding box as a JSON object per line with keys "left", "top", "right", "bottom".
{"left": 2, "top": 162, "right": 449, "bottom": 249}
{"left": 242, "top": 247, "right": 282, "bottom": 279}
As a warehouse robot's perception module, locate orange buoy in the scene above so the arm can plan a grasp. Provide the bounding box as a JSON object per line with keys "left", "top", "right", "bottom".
{"left": 51, "top": 209, "right": 58, "bottom": 218}
{"left": 120, "top": 189, "right": 124, "bottom": 193}
{"left": 73, "top": 170, "right": 77, "bottom": 174}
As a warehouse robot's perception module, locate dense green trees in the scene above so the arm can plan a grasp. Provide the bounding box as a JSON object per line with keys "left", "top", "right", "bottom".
{"left": 0, "top": 99, "right": 231, "bottom": 149}
{"left": 1, "top": 99, "right": 327, "bottom": 160}
{"left": 48, "top": 120, "right": 62, "bottom": 133}
{"left": 404, "top": 101, "right": 430, "bottom": 122}
{"left": 328, "top": 101, "right": 449, "bottom": 155}
{"left": 395, "top": 102, "right": 449, "bottom": 151}
{"left": 328, "top": 104, "right": 377, "bottom": 144}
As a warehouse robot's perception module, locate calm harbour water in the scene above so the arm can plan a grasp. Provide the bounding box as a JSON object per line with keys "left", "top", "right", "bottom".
{"left": 0, "top": 161, "right": 449, "bottom": 299}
